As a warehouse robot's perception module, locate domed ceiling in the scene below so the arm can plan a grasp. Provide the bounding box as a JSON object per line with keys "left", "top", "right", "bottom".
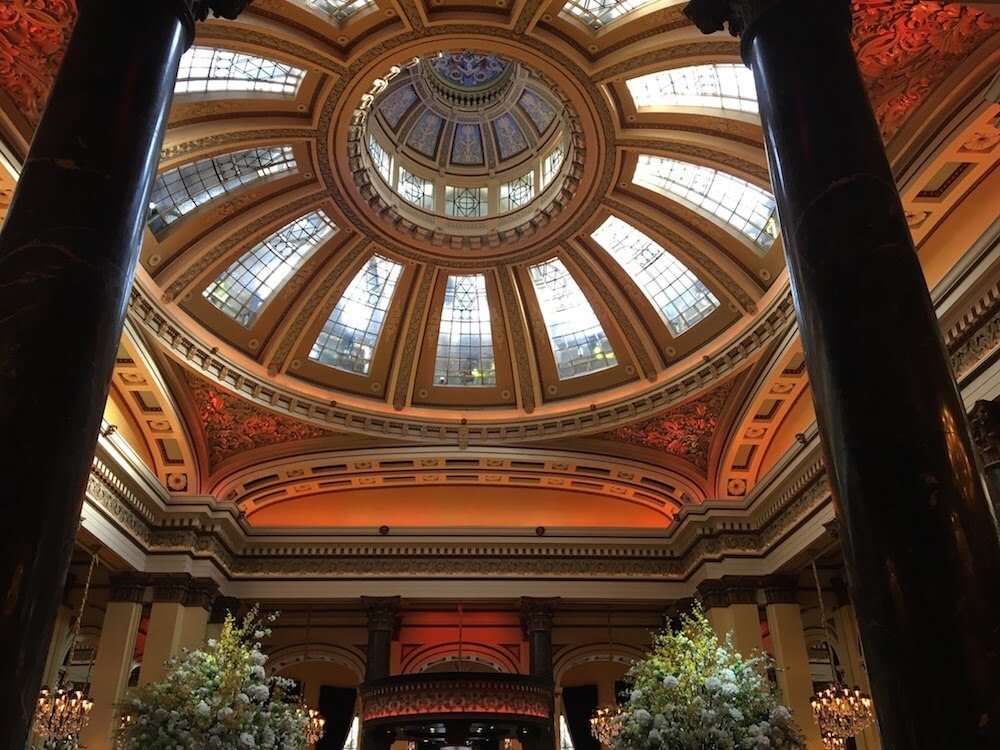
{"left": 2, "top": 0, "right": 997, "bottom": 521}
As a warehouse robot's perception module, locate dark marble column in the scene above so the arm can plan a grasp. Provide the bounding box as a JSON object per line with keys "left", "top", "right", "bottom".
{"left": 0, "top": 2, "right": 250, "bottom": 747}
{"left": 522, "top": 598, "right": 558, "bottom": 750}
{"left": 362, "top": 596, "right": 400, "bottom": 681}
{"left": 971, "top": 399, "right": 1000, "bottom": 514}
{"left": 684, "top": 0, "right": 1000, "bottom": 747}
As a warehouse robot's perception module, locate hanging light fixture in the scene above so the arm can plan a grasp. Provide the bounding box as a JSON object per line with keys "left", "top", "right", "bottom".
{"left": 808, "top": 558, "right": 875, "bottom": 749}
{"left": 589, "top": 610, "right": 623, "bottom": 745}
{"left": 32, "top": 551, "right": 98, "bottom": 742}
{"left": 299, "top": 606, "right": 327, "bottom": 747}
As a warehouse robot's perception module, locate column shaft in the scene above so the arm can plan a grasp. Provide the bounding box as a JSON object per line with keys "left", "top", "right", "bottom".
{"left": 684, "top": 0, "right": 1000, "bottom": 745}
{"left": 0, "top": 2, "right": 186, "bottom": 745}
{"left": 139, "top": 576, "right": 216, "bottom": 686}
{"left": 832, "top": 603, "right": 881, "bottom": 750}
{"left": 764, "top": 599, "right": 821, "bottom": 749}
{"left": 80, "top": 576, "right": 146, "bottom": 750}
{"left": 362, "top": 596, "right": 400, "bottom": 681}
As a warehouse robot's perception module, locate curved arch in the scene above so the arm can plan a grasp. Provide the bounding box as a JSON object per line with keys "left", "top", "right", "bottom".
{"left": 554, "top": 643, "right": 644, "bottom": 685}
{"left": 400, "top": 642, "right": 521, "bottom": 675}
{"left": 267, "top": 643, "right": 366, "bottom": 682}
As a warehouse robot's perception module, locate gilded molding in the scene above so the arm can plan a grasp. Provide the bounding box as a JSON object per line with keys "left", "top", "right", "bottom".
{"left": 160, "top": 128, "right": 317, "bottom": 163}
{"left": 392, "top": 265, "right": 437, "bottom": 410}
{"left": 496, "top": 267, "right": 537, "bottom": 413}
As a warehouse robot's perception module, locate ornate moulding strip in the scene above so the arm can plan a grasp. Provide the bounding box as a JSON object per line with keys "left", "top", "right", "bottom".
{"left": 128, "top": 279, "right": 796, "bottom": 441}
{"left": 359, "top": 674, "right": 552, "bottom": 722}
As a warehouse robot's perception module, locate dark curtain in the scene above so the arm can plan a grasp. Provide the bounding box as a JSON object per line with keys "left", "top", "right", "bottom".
{"left": 317, "top": 685, "right": 357, "bottom": 750}
{"left": 562, "top": 684, "right": 599, "bottom": 750}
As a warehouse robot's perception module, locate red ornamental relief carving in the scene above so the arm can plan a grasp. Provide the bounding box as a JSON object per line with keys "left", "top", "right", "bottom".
{"left": 602, "top": 379, "right": 735, "bottom": 471}
{"left": 0, "top": 1, "right": 77, "bottom": 122}
{"left": 851, "top": 1, "right": 998, "bottom": 139}
{"left": 182, "top": 370, "right": 330, "bottom": 468}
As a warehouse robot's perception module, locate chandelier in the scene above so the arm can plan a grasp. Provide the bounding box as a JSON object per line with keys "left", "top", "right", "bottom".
{"left": 590, "top": 704, "right": 622, "bottom": 745}
{"left": 32, "top": 552, "right": 99, "bottom": 743}
{"left": 808, "top": 559, "right": 875, "bottom": 750}
{"left": 300, "top": 706, "right": 326, "bottom": 745}
{"left": 298, "top": 607, "right": 326, "bottom": 746}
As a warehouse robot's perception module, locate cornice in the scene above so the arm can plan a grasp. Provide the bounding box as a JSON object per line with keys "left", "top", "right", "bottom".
{"left": 127, "top": 279, "right": 796, "bottom": 442}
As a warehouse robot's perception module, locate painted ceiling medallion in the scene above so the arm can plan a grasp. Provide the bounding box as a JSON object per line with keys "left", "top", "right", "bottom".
{"left": 429, "top": 51, "right": 510, "bottom": 91}
{"left": 602, "top": 379, "right": 736, "bottom": 472}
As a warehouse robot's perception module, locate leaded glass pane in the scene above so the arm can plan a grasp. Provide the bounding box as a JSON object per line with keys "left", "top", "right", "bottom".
{"left": 529, "top": 258, "right": 616, "bottom": 379}
{"left": 148, "top": 146, "right": 297, "bottom": 233}
{"left": 542, "top": 145, "right": 565, "bottom": 189}
{"left": 562, "top": 0, "right": 654, "bottom": 28}
{"left": 398, "top": 167, "right": 435, "bottom": 210}
{"left": 434, "top": 275, "right": 496, "bottom": 386}
{"left": 175, "top": 47, "right": 305, "bottom": 95}
{"left": 368, "top": 136, "right": 392, "bottom": 183}
{"left": 445, "top": 186, "right": 488, "bottom": 218}
{"left": 626, "top": 64, "right": 758, "bottom": 113}
{"left": 204, "top": 211, "right": 336, "bottom": 327}
{"left": 305, "top": 0, "right": 375, "bottom": 21}
{"left": 499, "top": 172, "right": 534, "bottom": 213}
{"left": 633, "top": 155, "right": 779, "bottom": 252}
{"left": 309, "top": 254, "right": 405, "bottom": 375}
{"left": 592, "top": 215, "right": 719, "bottom": 336}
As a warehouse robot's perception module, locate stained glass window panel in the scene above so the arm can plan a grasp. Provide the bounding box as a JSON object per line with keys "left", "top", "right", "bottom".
{"left": 175, "top": 47, "right": 305, "bottom": 95}
{"left": 398, "top": 167, "right": 435, "bottom": 210}
{"left": 445, "top": 187, "right": 488, "bottom": 218}
{"left": 204, "top": 211, "right": 336, "bottom": 327}
{"left": 633, "top": 155, "right": 779, "bottom": 251}
{"left": 368, "top": 136, "right": 392, "bottom": 183}
{"left": 305, "top": 0, "right": 375, "bottom": 21}
{"left": 542, "top": 145, "right": 565, "bottom": 189}
{"left": 499, "top": 172, "right": 534, "bottom": 213}
{"left": 592, "top": 215, "right": 719, "bottom": 336}
{"left": 626, "top": 64, "right": 758, "bottom": 112}
{"left": 309, "top": 255, "right": 405, "bottom": 375}
{"left": 562, "top": 0, "right": 654, "bottom": 28}
{"left": 434, "top": 275, "right": 496, "bottom": 386}
{"left": 529, "top": 258, "right": 616, "bottom": 379}
{"left": 148, "top": 146, "right": 297, "bottom": 233}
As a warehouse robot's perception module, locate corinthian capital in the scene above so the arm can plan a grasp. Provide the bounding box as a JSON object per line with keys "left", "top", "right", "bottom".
{"left": 521, "top": 597, "right": 559, "bottom": 633}
{"left": 362, "top": 596, "right": 401, "bottom": 632}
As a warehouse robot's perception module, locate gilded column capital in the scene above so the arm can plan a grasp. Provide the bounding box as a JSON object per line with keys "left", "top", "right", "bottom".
{"left": 684, "top": 0, "right": 850, "bottom": 58}
{"left": 520, "top": 597, "right": 559, "bottom": 633}
{"left": 761, "top": 576, "right": 799, "bottom": 605}
{"left": 150, "top": 573, "right": 194, "bottom": 603}
{"left": 108, "top": 573, "right": 148, "bottom": 603}
{"left": 721, "top": 576, "right": 761, "bottom": 606}
{"left": 696, "top": 580, "right": 731, "bottom": 610}
{"left": 362, "top": 596, "right": 401, "bottom": 632}
{"left": 970, "top": 399, "right": 1000, "bottom": 468}
{"left": 183, "top": 578, "right": 219, "bottom": 611}
{"left": 174, "top": 0, "right": 255, "bottom": 47}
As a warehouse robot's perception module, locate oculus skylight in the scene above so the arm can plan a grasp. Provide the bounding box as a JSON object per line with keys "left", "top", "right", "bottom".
{"left": 148, "top": 146, "right": 297, "bottom": 233}
{"left": 203, "top": 211, "right": 336, "bottom": 327}
{"left": 309, "top": 255, "right": 405, "bottom": 375}
{"left": 529, "top": 258, "right": 616, "bottom": 380}
{"left": 434, "top": 275, "right": 496, "bottom": 387}
{"left": 175, "top": 46, "right": 305, "bottom": 96}
{"left": 633, "top": 155, "right": 779, "bottom": 252}
{"left": 592, "top": 216, "right": 719, "bottom": 336}
{"left": 626, "top": 64, "right": 758, "bottom": 113}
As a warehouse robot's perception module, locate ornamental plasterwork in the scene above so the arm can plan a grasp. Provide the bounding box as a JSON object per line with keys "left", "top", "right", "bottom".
{"left": 852, "top": 1, "right": 998, "bottom": 139}
{"left": 602, "top": 377, "right": 737, "bottom": 472}
{"left": 181, "top": 367, "right": 332, "bottom": 468}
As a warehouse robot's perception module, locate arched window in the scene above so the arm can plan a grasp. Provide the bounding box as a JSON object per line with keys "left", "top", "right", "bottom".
{"left": 203, "top": 211, "right": 336, "bottom": 327}
{"left": 148, "top": 146, "right": 297, "bottom": 233}
{"left": 592, "top": 216, "right": 719, "bottom": 336}
{"left": 434, "top": 275, "right": 496, "bottom": 387}
{"left": 633, "top": 155, "right": 779, "bottom": 252}
{"left": 310, "top": 254, "right": 405, "bottom": 374}
{"left": 175, "top": 46, "right": 305, "bottom": 95}
{"left": 529, "top": 258, "right": 616, "bottom": 379}
{"left": 562, "top": 0, "right": 654, "bottom": 28}
{"left": 626, "top": 64, "right": 758, "bottom": 113}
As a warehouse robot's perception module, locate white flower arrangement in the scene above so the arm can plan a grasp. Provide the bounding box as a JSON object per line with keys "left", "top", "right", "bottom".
{"left": 611, "top": 607, "right": 805, "bottom": 750}
{"left": 117, "top": 606, "right": 310, "bottom": 750}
